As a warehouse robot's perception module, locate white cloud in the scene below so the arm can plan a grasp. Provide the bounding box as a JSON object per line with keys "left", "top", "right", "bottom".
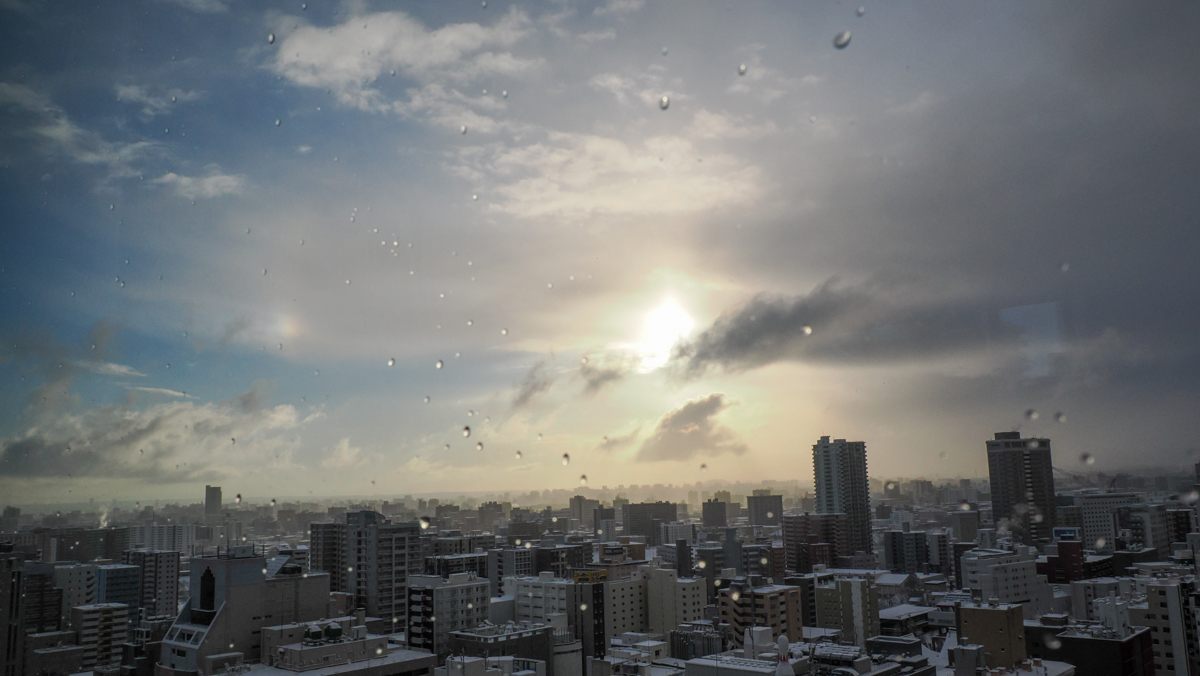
{"left": 127, "top": 386, "right": 192, "bottom": 398}
{"left": 593, "top": 0, "right": 644, "bottom": 17}
{"left": 453, "top": 130, "right": 763, "bottom": 219}
{"left": 74, "top": 360, "right": 147, "bottom": 378}
{"left": 686, "top": 109, "right": 778, "bottom": 140}
{"left": 157, "top": 0, "right": 228, "bottom": 13}
{"left": 321, "top": 438, "right": 367, "bottom": 469}
{"left": 0, "top": 82, "right": 158, "bottom": 181}
{"left": 270, "top": 8, "right": 536, "bottom": 113}
{"left": 153, "top": 168, "right": 246, "bottom": 199}
{"left": 115, "top": 84, "right": 203, "bottom": 117}
{"left": 578, "top": 28, "right": 617, "bottom": 43}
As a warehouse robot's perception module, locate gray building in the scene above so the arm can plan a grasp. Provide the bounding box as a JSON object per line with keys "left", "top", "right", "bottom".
{"left": 986, "top": 432, "right": 1057, "bottom": 545}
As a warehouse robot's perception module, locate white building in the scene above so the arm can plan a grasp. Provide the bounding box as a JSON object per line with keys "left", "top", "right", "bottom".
{"left": 130, "top": 523, "right": 198, "bottom": 553}
{"left": 71, "top": 602, "right": 129, "bottom": 669}
{"left": 958, "top": 547, "right": 1052, "bottom": 618}
{"left": 54, "top": 563, "right": 97, "bottom": 627}
{"left": 1075, "top": 492, "right": 1140, "bottom": 551}
{"left": 645, "top": 567, "right": 705, "bottom": 635}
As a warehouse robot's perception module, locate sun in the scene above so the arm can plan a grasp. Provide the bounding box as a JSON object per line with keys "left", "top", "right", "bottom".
{"left": 636, "top": 297, "right": 695, "bottom": 372}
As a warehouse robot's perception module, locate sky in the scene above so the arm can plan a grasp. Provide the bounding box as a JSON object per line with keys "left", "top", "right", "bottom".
{"left": 1, "top": 0, "right": 1199, "bottom": 504}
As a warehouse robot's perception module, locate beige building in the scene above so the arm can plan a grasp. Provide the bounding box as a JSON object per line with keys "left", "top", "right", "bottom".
{"left": 71, "top": 602, "right": 128, "bottom": 670}
{"left": 719, "top": 580, "right": 804, "bottom": 647}
{"left": 956, "top": 601, "right": 1026, "bottom": 669}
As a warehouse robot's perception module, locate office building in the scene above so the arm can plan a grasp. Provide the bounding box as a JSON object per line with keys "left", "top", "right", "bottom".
{"left": 812, "top": 436, "right": 872, "bottom": 555}
{"left": 781, "top": 513, "right": 847, "bottom": 572}
{"left": 448, "top": 622, "right": 561, "bottom": 676}
{"left": 622, "top": 502, "right": 678, "bottom": 546}
{"left": 54, "top": 563, "right": 98, "bottom": 628}
{"left": 1074, "top": 492, "right": 1141, "bottom": 552}
{"left": 95, "top": 563, "right": 140, "bottom": 611}
{"left": 0, "top": 556, "right": 23, "bottom": 676}
{"left": 204, "top": 485, "right": 222, "bottom": 520}
{"left": 986, "top": 432, "right": 1057, "bottom": 544}
{"left": 959, "top": 547, "right": 1051, "bottom": 617}
{"left": 489, "top": 547, "right": 534, "bottom": 596}
{"left": 883, "top": 527, "right": 930, "bottom": 573}
{"left": 1127, "top": 576, "right": 1198, "bottom": 676}
{"left": 746, "top": 495, "right": 782, "bottom": 527}
{"left": 130, "top": 523, "right": 198, "bottom": 553}
{"left": 701, "top": 499, "right": 727, "bottom": 529}
{"left": 156, "top": 546, "right": 331, "bottom": 674}
{"left": 407, "top": 572, "right": 491, "bottom": 658}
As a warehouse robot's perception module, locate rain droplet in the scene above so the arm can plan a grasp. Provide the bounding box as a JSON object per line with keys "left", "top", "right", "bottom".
{"left": 660, "top": 46, "right": 669, "bottom": 56}
{"left": 466, "top": 319, "right": 474, "bottom": 327}
{"left": 471, "top": 193, "right": 479, "bottom": 201}
{"left": 1055, "top": 411, "right": 1067, "bottom": 423}
{"left": 500, "top": 328, "right": 509, "bottom": 336}
{"left": 423, "top": 395, "right": 431, "bottom": 404}
{"left": 1045, "top": 637, "right": 1062, "bottom": 651}
{"left": 344, "top": 279, "right": 352, "bottom": 285}
{"left": 515, "top": 450, "right": 523, "bottom": 459}
{"left": 387, "top": 357, "right": 396, "bottom": 367}
{"left": 1025, "top": 408, "right": 1039, "bottom": 421}
{"left": 235, "top": 493, "right": 242, "bottom": 504}
{"left": 579, "top": 602, "right": 588, "bottom": 611}
{"left": 1094, "top": 537, "right": 1107, "bottom": 549}
{"left": 699, "top": 463, "right": 707, "bottom": 470}
{"left": 579, "top": 474, "right": 588, "bottom": 486}
{"left": 833, "top": 31, "right": 852, "bottom": 49}
{"left": 658, "top": 95, "right": 670, "bottom": 110}
{"left": 730, "top": 590, "right": 741, "bottom": 602}
{"left": 419, "top": 516, "right": 431, "bottom": 530}
{"left": 231, "top": 437, "right": 237, "bottom": 445}
{"left": 856, "top": 6, "right": 866, "bottom": 17}
{"left": 738, "top": 63, "right": 747, "bottom": 76}
{"left": 462, "top": 426, "right": 471, "bottom": 438}
{"left": 460, "top": 125, "right": 468, "bottom": 135}
{"left": 267, "top": 33, "right": 276, "bottom": 45}
{"left": 537, "top": 433, "right": 544, "bottom": 441}
{"left": 435, "top": 359, "right": 444, "bottom": 369}
{"left": 501, "top": 90, "right": 509, "bottom": 99}
{"left": 561, "top": 453, "right": 570, "bottom": 466}
{"left": 475, "top": 441, "right": 484, "bottom": 451}
{"left": 274, "top": 118, "right": 281, "bottom": 127}
{"left": 802, "top": 325, "right": 813, "bottom": 336}
{"left": 390, "top": 69, "right": 397, "bottom": 77}
{"left": 1060, "top": 262, "right": 1071, "bottom": 273}
{"left": 481, "top": 0, "right": 487, "bottom": 7}
{"left": 1080, "top": 452, "right": 1095, "bottom": 465}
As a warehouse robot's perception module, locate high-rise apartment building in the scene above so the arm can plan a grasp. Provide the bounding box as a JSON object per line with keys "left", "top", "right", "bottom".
{"left": 123, "top": 549, "right": 180, "bottom": 620}
{"left": 645, "top": 567, "right": 705, "bottom": 635}
{"left": 956, "top": 601, "right": 1026, "bottom": 669}
{"left": 1128, "top": 576, "right": 1198, "bottom": 676}
{"left": 406, "top": 572, "right": 491, "bottom": 658}
{"left": 487, "top": 547, "right": 533, "bottom": 595}
{"left": 782, "top": 513, "right": 849, "bottom": 572}
{"left": 0, "top": 555, "right": 23, "bottom": 676}
{"left": 309, "top": 510, "right": 423, "bottom": 627}
{"left": 71, "top": 603, "right": 129, "bottom": 670}
{"left": 812, "top": 436, "right": 872, "bottom": 555}
{"left": 883, "top": 527, "right": 930, "bottom": 573}
{"left": 94, "top": 563, "right": 140, "bottom": 612}
{"left": 813, "top": 577, "right": 880, "bottom": 647}
{"left": 986, "top": 432, "right": 1056, "bottom": 544}
{"left": 719, "top": 579, "right": 804, "bottom": 647}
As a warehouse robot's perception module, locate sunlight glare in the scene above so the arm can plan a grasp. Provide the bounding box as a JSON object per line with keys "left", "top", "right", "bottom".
{"left": 637, "top": 297, "right": 694, "bottom": 372}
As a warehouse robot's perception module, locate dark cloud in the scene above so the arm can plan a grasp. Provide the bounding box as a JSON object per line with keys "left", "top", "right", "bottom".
{"left": 675, "top": 278, "right": 1027, "bottom": 376}
{"left": 579, "top": 352, "right": 636, "bottom": 395}
{"left": 637, "top": 394, "right": 747, "bottom": 462}
{"left": 511, "top": 360, "right": 553, "bottom": 409}
{"left": 595, "top": 428, "right": 639, "bottom": 452}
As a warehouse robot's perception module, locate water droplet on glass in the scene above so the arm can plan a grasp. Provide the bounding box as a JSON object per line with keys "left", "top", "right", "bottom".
{"left": 661, "top": 46, "right": 669, "bottom": 56}
{"left": 802, "top": 325, "right": 813, "bottom": 336}
{"left": 1094, "top": 537, "right": 1106, "bottom": 549}
{"left": 460, "top": 125, "right": 468, "bottom": 135}
{"left": 699, "top": 463, "right": 707, "bottom": 471}
{"left": 481, "top": 0, "right": 487, "bottom": 7}
{"left": 659, "top": 95, "right": 670, "bottom": 110}
{"left": 501, "top": 89, "right": 509, "bottom": 99}
{"left": 419, "top": 516, "right": 431, "bottom": 530}
{"left": 1025, "top": 408, "right": 1039, "bottom": 421}
{"left": 423, "top": 395, "right": 431, "bottom": 404}
{"left": 345, "top": 279, "right": 352, "bottom": 285}
{"left": 475, "top": 441, "right": 484, "bottom": 451}
{"left": 515, "top": 450, "right": 523, "bottom": 459}
{"left": 738, "top": 63, "right": 747, "bottom": 76}
{"left": 1060, "top": 262, "right": 1071, "bottom": 273}
{"left": 833, "top": 31, "right": 852, "bottom": 49}
{"left": 1185, "top": 490, "right": 1200, "bottom": 505}
{"left": 387, "top": 357, "right": 396, "bottom": 367}
{"left": 579, "top": 602, "right": 588, "bottom": 611}
{"left": 267, "top": 33, "right": 276, "bottom": 45}
{"left": 537, "top": 433, "right": 544, "bottom": 441}
{"left": 389, "top": 69, "right": 397, "bottom": 77}
{"left": 471, "top": 193, "right": 479, "bottom": 201}
{"left": 235, "top": 493, "right": 242, "bottom": 504}
{"left": 579, "top": 474, "right": 588, "bottom": 486}
{"left": 231, "top": 437, "right": 237, "bottom": 445}
{"left": 856, "top": 6, "right": 866, "bottom": 17}
{"left": 274, "top": 118, "right": 281, "bottom": 127}
{"left": 462, "top": 426, "right": 471, "bottom": 438}
{"left": 1080, "top": 452, "right": 1095, "bottom": 465}
{"left": 500, "top": 328, "right": 509, "bottom": 336}
{"left": 466, "top": 319, "right": 474, "bottom": 327}
{"left": 561, "top": 453, "right": 570, "bottom": 466}
{"left": 1055, "top": 411, "right": 1067, "bottom": 423}
{"left": 730, "top": 590, "right": 741, "bottom": 602}
{"left": 435, "top": 359, "right": 444, "bottom": 369}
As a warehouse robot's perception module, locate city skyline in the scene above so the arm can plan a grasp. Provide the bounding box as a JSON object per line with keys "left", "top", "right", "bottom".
{"left": 3, "top": 1, "right": 1199, "bottom": 504}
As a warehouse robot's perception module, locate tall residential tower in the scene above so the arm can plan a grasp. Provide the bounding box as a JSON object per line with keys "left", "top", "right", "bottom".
{"left": 812, "top": 436, "right": 872, "bottom": 555}
{"left": 986, "top": 432, "right": 1056, "bottom": 545}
